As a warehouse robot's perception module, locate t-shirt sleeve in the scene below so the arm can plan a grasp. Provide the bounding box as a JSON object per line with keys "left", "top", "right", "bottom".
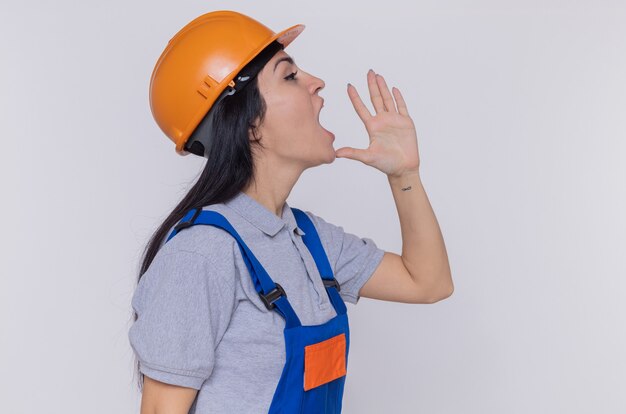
{"left": 303, "top": 210, "right": 385, "bottom": 305}
{"left": 128, "top": 246, "right": 237, "bottom": 390}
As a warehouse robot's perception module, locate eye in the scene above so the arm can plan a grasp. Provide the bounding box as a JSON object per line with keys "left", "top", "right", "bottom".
{"left": 284, "top": 71, "right": 298, "bottom": 81}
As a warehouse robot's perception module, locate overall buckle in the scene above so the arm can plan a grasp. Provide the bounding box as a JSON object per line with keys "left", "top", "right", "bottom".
{"left": 259, "top": 283, "right": 286, "bottom": 310}
{"left": 174, "top": 208, "right": 202, "bottom": 232}
{"left": 322, "top": 278, "right": 341, "bottom": 292}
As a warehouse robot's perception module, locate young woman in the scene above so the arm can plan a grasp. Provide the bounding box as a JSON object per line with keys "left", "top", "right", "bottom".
{"left": 128, "top": 10, "right": 453, "bottom": 414}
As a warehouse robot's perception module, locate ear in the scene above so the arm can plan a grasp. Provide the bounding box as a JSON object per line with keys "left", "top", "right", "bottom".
{"left": 249, "top": 125, "right": 263, "bottom": 143}
{"left": 248, "top": 116, "right": 265, "bottom": 143}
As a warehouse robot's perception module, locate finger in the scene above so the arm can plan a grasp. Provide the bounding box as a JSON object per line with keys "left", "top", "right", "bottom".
{"left": 367, "top": 69, "right": 386, "bottom": 114}
{"left": 347, "top": 83, "right": 373, "bottom": 123}
{"left": 376, "top": 74, "right": 397, "bottom": 113}
{"left": 335, "top": 146, "right": 373, "bottom": 164}
{"left": 392, "top": 86, "right": 409, "bottom": 116}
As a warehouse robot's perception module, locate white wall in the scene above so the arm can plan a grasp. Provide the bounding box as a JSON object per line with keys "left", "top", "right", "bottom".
{"left": 1, "top": 0, "right": 625, "bottom": 412}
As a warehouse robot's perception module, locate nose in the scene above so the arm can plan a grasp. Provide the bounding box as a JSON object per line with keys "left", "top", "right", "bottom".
{"left": 310, "top": 74, "right": 325, "bottom": 95}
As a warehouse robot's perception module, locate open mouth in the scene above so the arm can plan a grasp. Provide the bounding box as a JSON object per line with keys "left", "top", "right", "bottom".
{"left": 319, "top": 110, "right": 334, "bottom": 140}
{"left": 316, "top": 99, "right": 334, "bottom": 140}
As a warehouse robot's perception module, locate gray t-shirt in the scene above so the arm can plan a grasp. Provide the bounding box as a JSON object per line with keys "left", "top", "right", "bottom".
{"left": 128, "top": 190, "right": 385, "bottom": 413}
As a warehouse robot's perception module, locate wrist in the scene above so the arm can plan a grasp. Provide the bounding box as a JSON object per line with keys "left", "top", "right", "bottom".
{"left": 387, "top": 169, "right": 421, "bottom": 181}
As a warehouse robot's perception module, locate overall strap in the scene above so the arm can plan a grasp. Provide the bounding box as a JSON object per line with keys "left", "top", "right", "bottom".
{"left": 291, "top": 208, "right": 347, "bottom": 316}
{"left": 166, "top": 208, "right": 302, "bottom": 328}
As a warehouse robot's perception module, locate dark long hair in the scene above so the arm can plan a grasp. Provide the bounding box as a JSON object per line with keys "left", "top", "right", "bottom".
{"left": 130, "top": 62, "right": 268, "bottom": 392}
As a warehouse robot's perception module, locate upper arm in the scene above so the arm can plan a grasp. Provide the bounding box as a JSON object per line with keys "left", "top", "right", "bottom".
{"left": 302, "top": 210, "right": 451, "bottom": 305}
{"left": 359, "top": 251, "right": 451, "bottom": 304}
{"left": 140, "top": 376, "right": 198, "bottom": 414}
{"left": 129, "top": 229, "right": 238, "bottom": 395}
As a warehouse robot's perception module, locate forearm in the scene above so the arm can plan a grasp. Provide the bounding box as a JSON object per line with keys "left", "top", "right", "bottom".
{"left": 387, "top": 171, "right": 453, "bottom": 297}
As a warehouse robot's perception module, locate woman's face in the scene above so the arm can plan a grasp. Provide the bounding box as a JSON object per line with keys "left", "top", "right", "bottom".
{"left": 252, "top": 50, "right": 336, "bottom": 168}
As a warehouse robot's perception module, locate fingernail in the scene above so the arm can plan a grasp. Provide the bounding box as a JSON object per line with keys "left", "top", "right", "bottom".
{"left": 368, "top": 68, "right": 374, "bottom": 74}
{"left": 347, "top": 82, "right": 351, "bottom": 88}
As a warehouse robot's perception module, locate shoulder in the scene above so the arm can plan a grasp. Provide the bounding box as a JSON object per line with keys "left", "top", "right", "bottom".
{"left": 160, "top": 222, "right": 238, "bottom": 259}
{"left": 297, "top": 209, "right": 344, "bottom": 249}
{"left": 295, "top": 207, "right": 385, "bottom": 304}
{"left": 139, "top": 211, "right": 242, "bottom": 295}
{"left": 158, "top": 205, "right": 240, "bottom": 260}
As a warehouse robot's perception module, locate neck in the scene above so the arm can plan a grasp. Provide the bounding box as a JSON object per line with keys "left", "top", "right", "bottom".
{"left": 242, "top": 156, "right": 303, "bottom": 217}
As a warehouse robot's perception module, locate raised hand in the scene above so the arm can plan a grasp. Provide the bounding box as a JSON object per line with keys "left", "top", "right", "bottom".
{"left": 337, "top": 69, "right": 421, "bottom": 178}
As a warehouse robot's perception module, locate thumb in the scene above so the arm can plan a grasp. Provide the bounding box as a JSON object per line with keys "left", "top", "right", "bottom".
{"left": 335, "top": 146, "right": 371, "bottom": 163}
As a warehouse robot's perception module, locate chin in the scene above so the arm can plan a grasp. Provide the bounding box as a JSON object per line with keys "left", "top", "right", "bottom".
{"left": 323, "top": 147, "right": 337, "bottom": 164}
{"left": 308, "top": 150, "right": 335, "bottom": 168}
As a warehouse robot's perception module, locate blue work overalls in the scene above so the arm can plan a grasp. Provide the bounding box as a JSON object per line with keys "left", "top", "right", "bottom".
{"left": 166, "top": 206, "right": 350, "bottom": 413}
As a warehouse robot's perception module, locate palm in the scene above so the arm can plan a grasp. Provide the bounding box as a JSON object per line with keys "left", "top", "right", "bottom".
{"left": 337, "top": 70, "right": 421, "bottom": 177}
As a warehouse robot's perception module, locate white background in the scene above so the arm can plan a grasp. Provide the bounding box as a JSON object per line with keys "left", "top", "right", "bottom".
{"left": 1, "top": 0, "right": 625, "bottom": 413}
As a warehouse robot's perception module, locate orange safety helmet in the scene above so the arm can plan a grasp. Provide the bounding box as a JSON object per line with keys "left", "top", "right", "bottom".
{"left": 149, "top": 10, "right": 305, "bottom": 156}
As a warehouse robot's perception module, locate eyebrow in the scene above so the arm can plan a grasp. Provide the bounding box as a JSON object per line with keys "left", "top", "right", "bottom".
{"left": 273, "top": 56, "right": 296, "bottom": 74}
